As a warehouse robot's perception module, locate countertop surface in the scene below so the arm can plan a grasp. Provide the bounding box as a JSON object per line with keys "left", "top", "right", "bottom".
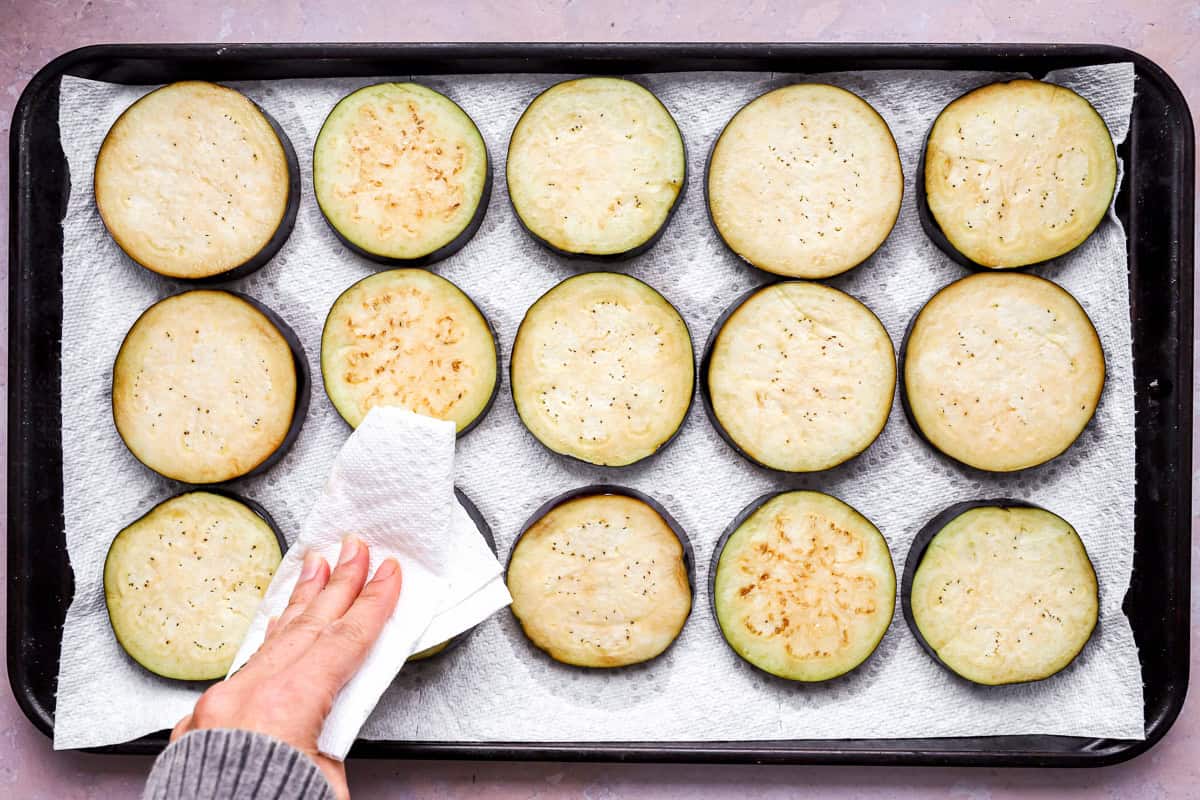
{"left": 2, "top": 1, "right": 1197, "bottom": 797}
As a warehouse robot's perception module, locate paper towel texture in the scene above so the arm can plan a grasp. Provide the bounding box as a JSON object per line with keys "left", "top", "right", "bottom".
{"left": 226, "top": 407, "right": 509, "bottom": 758}
{"left": 54, "top": 63, "right": 1142, "bottom": 749}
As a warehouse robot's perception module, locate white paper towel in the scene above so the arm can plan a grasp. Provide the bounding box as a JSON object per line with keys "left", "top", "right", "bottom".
{"left": 226, "top": 406, "right": 510, "bottom": 758}
{"left": 53, "top": 62, "right": 1143, "bottom": 750}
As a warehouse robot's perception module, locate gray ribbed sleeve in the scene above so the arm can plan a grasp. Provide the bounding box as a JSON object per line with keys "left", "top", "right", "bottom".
{"left": 142, "top": 729, "right": 336, "bottom": 800}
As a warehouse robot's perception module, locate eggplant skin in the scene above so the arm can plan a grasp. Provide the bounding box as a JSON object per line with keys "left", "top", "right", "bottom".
{"left": 918, "top": 79, "right": 1117, "bottom": 271}
{"left": 94, "top": 81, "right": 299, "bottom": 282}
{"left": 510, "top": 272, "right": 695, "bottom": 467}
{"left": 321, "top": 269, "right": 499, "bottom": 435}
{"left": 710, "top": 490, "right": 895, "bottom": 682}
{"left": 409, "top": 487, "right": 496, "bottom": 662}
{"left": 706, "top": 83, "right": 903, "bottom": 279}
{"left": 506, "top": 77, "right": 686, "bottom": 260}
{"left": 899, "top": 272, "right": 1104, "bottom": 473}
{"left": 313, "top": 82, "right": 491, "bottom": 266}
{"left": 104, "top": 491, "right": 286, "bottom": 681}
{"left": 701, "top": 281, "right": 895, "bottom": 473}
{"left": 112, "top": 290, "right": 310, "bottom": 485}
{"left": 507, "top": 486, "right": 693, "bottom": 668}
{"left": 902, "top": 500, "right": 1099, "bottom": 686}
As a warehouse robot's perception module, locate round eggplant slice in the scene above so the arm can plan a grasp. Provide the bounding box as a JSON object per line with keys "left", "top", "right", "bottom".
{"left": 507, "top": 487, "right": 693, "bottom": 668}
{"left": 901, "top": 272, "right": 1104, "bottom": 472}
{"left": 410, "top": 487, "right": 497, "bottom": 661}
{"left": 920, "top": 79, "right": 1117, "bottom": 270}
{"left": 321, "top": 269, "right": 499, "bottom": 433}
{"left": 95, "top": 81, "right": 298, "bottom": 282}
{"left": 702, "top": 281, "right": 894, "bottom": 472}
{"left": 507, "top": 77, "right": 686, "bottom": 259}
{"left": 104, "top": 491, "right": 285, "bottom": 681}
{"left": 113, "top": 290, "right": 309, "bottom": 484}
{"left": 313, "top": 82, "right": 491, "bottom": 265}
{"left": 510, "top": 272, "right": 694, "bottom": 467}
{"left": 706, "top": 83, "right": 903, "bottom": 279}
{"left": 903, "top": 501, "right": 1098, "bottom": 685}
{"left": 712, "top": 490, "right": 895, "bottom": 682}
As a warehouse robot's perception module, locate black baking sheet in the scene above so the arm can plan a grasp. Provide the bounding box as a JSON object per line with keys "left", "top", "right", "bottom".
{"left": 7, "top": 43, "right": 1193, "bottom": 766}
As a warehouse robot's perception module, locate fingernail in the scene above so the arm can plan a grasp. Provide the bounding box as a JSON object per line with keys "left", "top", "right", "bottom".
{"left": 299, "top": 550, "right": 322, "bottom": 581}
{"left": 371, "top": 558, "right": 399, "bottom": 582}
{"left": 338, "top": 535, "right": 362, "bottom": 566}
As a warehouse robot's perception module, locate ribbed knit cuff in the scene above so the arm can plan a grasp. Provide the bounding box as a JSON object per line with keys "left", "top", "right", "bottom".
{"left": 142, "top": 728, "right": 335, "bottom": 800}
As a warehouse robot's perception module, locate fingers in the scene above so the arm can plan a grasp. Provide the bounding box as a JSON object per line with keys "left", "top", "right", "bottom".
{"left": 273, "top": 551, "right": 331, "bottom": 636}
{"left": 293, "top": 536, "right": 371, "bottom": 627}
{"left": 169, "top": 714, "right": 192, "bottom": 743}
{"left": 295, "top": 558, "right": 403, "bottom": 692}
{"left": 240, "top": 537, "right": 370, "bottom": 675}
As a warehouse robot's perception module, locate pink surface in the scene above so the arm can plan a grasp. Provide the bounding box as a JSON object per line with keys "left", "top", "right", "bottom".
{"left": 2, "top": 1, "right": 1198, "bottom": 797}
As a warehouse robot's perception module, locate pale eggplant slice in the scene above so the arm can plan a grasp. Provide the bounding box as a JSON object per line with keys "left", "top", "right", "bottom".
{"left": 510, "top": 272, "right": 694, "bottom": 467}
{"left": 104, "top": 491, "right": 285, "bottom": 681}
{"left": 706, "top": 83, "right": 903, "bottom": 279}
{"left": 507, "top": 487, "right": 693, "bottom": 668}
{"left": 702, "top": 281, "right": 895, "bottom": 472}
{"left": 321, "top": 269, "right": 499, "bottom": 433}
{"left": 409, "top": 487, "right": 497, "bottom": 661}
{"left": 919, "top": 79, "right": 1117, "bottom": 270}
{"left": 313, "top": 82, "right": 491, "bottom": 265}
{"left": 507, "top": 77, "right": 686, "bottom": 259}
{"left": 900, "top": 272, "right": 1104, "bottom": 472}
{"left": 712, "top": 490, "right": 895, "bottom": 682}
{"left": 112, "top": 290, "right": 309, "bottom": 484}
{"left": 95, "top": 81, "right": 298, "bottom": 281}
{"left": 903, "top": 500, "right": 1098, "bottom": 685}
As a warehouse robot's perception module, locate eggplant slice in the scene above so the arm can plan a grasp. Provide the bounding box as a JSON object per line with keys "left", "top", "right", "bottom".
{"left": 703, "top": 281, "right": 895, "bottom": 472}
{"left": 410, "top": 487, "right": 497, "bottom": 661}
{"left": 321, "top": 269, "right": 498, "bottom": 433}
{"left": 711, "top": 490, "right": 895, "bottom": 682}
{"left": 510, "top": 272, "right": 694, "bottom": 467}
{"left": 706, "top": 83, "right": 903, "bottom": 279}
{"left": 104, "top": 491, "right": 285, "bottom": 681}
{"left": 507, "top": 487, "right": 693, "bottom": 668}
{"left": 113, "top": 290, "right": 308, "bottom": 484}
{"left": 95, "top": 81, "right": 298, "bottom": 281}
{"left": 901, "top": 272, "right": 1104, "bottom": 472}
{"left": 313, "top": 82, "right": 491, "bottom": 265}
{"left": 920, "top": 79, "right": 1117, "bottom": 269}
{"left": 507, "top": 77, "right": 686, "bottom": 258}
{"left": 903, "top": 501, "right": 1098, "bottom": 685}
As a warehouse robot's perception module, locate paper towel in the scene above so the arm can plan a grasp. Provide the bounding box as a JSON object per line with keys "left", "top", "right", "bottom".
{"left": 53, "top": 62, "right": 1144, "bottom": 749}
{"left": 226, "top": 406, "right": 510, "bottom": 758}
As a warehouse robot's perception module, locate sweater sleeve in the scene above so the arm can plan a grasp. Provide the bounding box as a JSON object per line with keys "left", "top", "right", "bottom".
{"left": 142, "top": 729, "right": 336, "bottom": 800}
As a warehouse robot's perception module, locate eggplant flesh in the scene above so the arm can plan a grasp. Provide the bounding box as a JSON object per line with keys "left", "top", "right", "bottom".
{"left": 313, "top": 82, "right": 490, "bottom": 264}
{"left": 510, "top": 272, "right": 694, "bottom": 467}
{"left": 903, "top": 501, "right": 1098, "bottom": 685}
{"left": 95, "top": 81, "right": 296, "bottom": 281}
{"left": 507, "top": 77, "right": 685, "bottom": 258}
{"left": 104, "top": 491, "right": 285, "bottom": 681}
{"left": 711, "top": 490, "right": 895, "bottom": 682}
{"left": 112, "top": 290, "right": 304, "bottom": 484}
{"left": 706, "top": 83, "right": 903, "bottom": 279}
{"left": 920, "top": 79, "right": 1117, "bottom": 270}
{"left": 322, "top": 269, "right": 498, "bottom": 433}
{"left": 704, "top": 281, "right": 894, "bottom": 472}
{"left": 507, "top": 488, "right": 693, "bottom": 668}
{"left": 901, "top": 272, "right": 1104, "bottom": 472}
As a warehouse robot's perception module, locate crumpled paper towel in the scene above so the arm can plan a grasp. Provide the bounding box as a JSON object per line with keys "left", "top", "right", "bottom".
{"left": 53, "top": 61, "right": 1143, "bottom": 750}
{"left": 227, "top": 406, "right": 510, "bottom": 759}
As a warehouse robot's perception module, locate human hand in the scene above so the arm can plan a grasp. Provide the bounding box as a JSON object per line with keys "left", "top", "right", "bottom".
{"left": 171, "top": 535, "right": 402, "bottom": 800}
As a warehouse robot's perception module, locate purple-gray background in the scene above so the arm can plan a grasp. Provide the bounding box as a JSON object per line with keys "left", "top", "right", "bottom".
{"left": 2, "top": 1, "right": 1197, "bottom": 796}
